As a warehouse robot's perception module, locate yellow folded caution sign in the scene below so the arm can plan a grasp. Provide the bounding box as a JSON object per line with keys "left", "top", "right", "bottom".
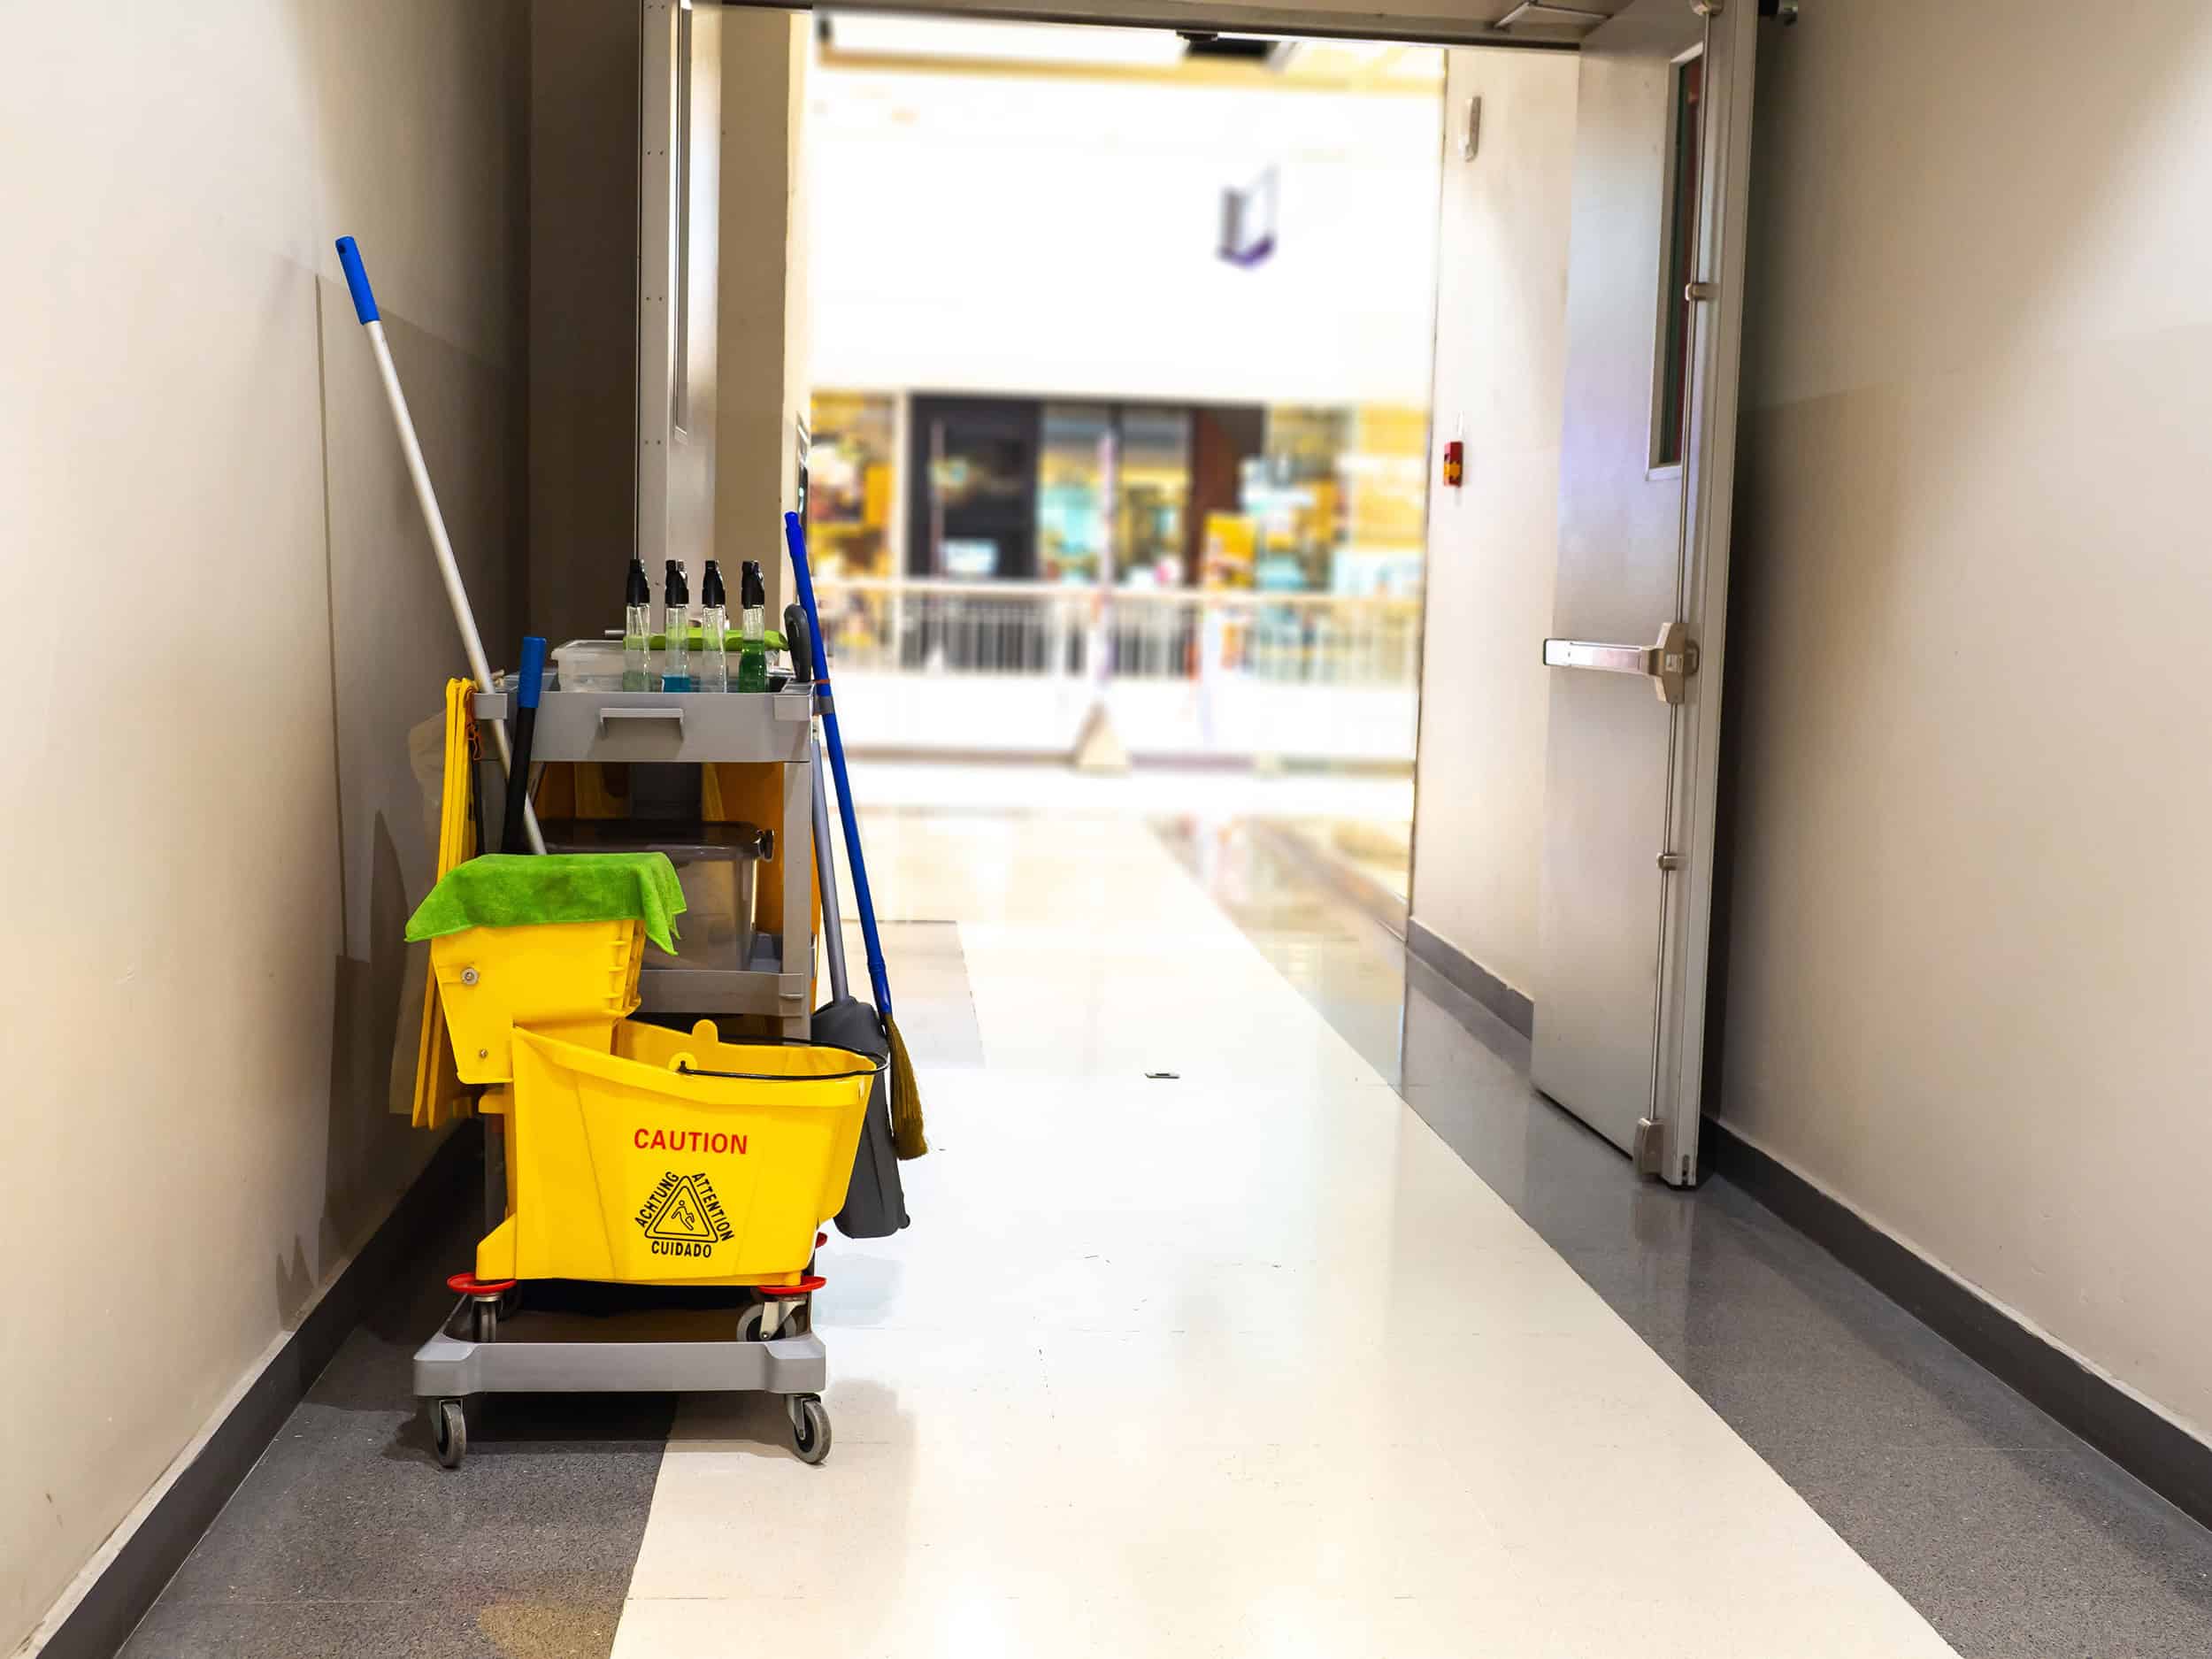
{"left": 410, "top": 679, "right": 480, "bottom": 1130}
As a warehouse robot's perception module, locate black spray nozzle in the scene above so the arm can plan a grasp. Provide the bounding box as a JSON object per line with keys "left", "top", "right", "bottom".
{"left": 741, "top": 559, "right": 766, "bottom": 610}
{"left": 663, "top": 559, "right": 688, "bottom": 606}
{"left": 784, "top": 604, "right": 812, "bottom": 684}
{"left": 700, "top": 559, "right": 727, "bottom": 609}
{"left": 626, "top": 556, "right": 650, "bottom": 607}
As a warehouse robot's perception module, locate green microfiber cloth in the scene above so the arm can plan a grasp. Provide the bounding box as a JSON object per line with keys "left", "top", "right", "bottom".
{"left": 403, "top": 853, "right": 687, "bottom": 955}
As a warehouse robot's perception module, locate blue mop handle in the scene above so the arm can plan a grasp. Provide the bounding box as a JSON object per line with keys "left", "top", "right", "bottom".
{"left": 785, "top": 511, "right": 895, "bottom": 1021}
{"left": 334, "top": 233, "right": 545, "bottom": 853}
{"left": 335, "top": 235, "right": 380, "bottom": 324}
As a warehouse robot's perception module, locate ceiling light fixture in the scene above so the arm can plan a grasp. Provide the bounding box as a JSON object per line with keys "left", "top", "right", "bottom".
{"left": 826, "top": 14, "right": 1187, "bottom": 69}
{"left": 1495, "top": 1, "right": 1611, "bottom": 31}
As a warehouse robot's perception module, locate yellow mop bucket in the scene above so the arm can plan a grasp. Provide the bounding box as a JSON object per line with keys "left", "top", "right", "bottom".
{"left": 409, "top": 852, "right": 680, "bottom": 1086}
{"left": 432, "top": 920, "right": 643, "bottom": 1085}
{"left": 474, "top": 1019, "right": 877, "bottom": 1288}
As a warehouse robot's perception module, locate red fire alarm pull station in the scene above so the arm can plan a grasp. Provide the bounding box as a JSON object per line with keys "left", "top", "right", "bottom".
{"left": 1442, "top": 440, "right": 1464, "bottom": 488}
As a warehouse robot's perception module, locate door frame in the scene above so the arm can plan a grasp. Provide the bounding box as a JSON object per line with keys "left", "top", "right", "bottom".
{"left": 762, "top": 0, "right": 1773, "bottom": 1184}
{"left": 1649, "top": 0, "right": 1755, "bottom": 1185}
{"left": 726, "top": 0, "right": 1592, "bottom": 51}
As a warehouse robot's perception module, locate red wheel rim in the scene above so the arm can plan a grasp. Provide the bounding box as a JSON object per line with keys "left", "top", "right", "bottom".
{"left": 759, "top": 1275, "right": 826, "bottom": 1299}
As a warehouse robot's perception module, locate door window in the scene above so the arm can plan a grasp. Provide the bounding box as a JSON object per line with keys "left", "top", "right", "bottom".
{"left": 1651, "top": 53, "right": 1703, "bottom": 471}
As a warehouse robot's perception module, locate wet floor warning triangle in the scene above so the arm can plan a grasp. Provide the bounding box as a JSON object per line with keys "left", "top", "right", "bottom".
{"left": 641, "top": 1174, "right": 720, "bottom": 1243}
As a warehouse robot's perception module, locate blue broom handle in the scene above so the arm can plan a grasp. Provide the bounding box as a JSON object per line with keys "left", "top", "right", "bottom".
{"left": 785, "top": 512, "right": 895, "bottom": 1021}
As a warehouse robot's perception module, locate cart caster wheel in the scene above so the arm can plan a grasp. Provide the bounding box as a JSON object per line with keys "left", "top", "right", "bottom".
{"left": 788, "top": 1395, "right": 831, "bottom": 1465}
{"left": 736, "top": 1303, "right": 766, "bottom": 1343}
{"left": 432, "top": 1399, "right": 467, "bottom": 1469}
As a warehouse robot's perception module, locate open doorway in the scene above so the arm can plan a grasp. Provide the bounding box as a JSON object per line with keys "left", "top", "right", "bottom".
{"left": 793, "top": 0, "right": 1763, "bottom": 1184}
{"left": 799, "top": 14, "right": 1445, "bottom": 918}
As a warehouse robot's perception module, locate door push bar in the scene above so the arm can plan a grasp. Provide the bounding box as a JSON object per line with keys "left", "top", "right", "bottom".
{"left": 1541, "top": 621, "right": 1700, "bottom": 705}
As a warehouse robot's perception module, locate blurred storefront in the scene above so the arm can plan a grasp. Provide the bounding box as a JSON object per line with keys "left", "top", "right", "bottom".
{"left": 807, "top": 388, "right": 1426, "bottom": 763}
{"left": 811, "top": 390, "right": 1426, "bottom": 595}
{"left": 805, "top": 390, "right": 899, "bottom": 580}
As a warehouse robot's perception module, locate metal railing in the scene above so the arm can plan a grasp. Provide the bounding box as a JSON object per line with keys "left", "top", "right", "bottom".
{"left": 810, "top": 579, "right": 1421, "bottom": 688}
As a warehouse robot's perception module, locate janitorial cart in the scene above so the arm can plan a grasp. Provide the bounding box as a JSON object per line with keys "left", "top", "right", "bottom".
{"left": 335, "top": 235, "right": 918, "bottom": 1470}
{"left": 403, "top": 684, "right": 879, "bottom": 1469}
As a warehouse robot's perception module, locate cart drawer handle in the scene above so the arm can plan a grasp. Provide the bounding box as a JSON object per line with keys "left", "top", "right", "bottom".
{"left": 599, "top": 707, "right": 685, "bottom": 727}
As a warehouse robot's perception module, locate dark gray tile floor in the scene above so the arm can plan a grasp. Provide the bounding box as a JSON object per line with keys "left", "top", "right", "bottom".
{"left": 118, "top": 1208, "right": 672, "bottom": 1659}
{"left": 1161, "top": 816, "right": 2212, "bottom": 1659}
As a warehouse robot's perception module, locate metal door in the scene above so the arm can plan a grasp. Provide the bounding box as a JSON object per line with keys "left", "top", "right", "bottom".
{"left": 1531, "top": 0, "right": 1760, "bottom": 1185}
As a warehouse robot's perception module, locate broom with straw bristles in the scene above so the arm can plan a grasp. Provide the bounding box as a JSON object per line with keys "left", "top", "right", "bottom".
{"left": 786, "top": 511, "right": 927, "bottom": 1160}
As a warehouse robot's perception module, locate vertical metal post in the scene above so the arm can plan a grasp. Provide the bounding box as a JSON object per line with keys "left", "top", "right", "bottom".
{"left": 780, "top": 757, "right": 812, "bottom": 1039}
{"left": 810, "top": 741, "right": 849, "bottom": 1005}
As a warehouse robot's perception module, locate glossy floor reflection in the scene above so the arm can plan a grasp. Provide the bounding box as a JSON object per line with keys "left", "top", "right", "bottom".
{"left": 612, "top": 809, "right": 1952, "bottom": 1657}
{"left": 1164, "top": 816, "right": 2212, "bottom": 1658}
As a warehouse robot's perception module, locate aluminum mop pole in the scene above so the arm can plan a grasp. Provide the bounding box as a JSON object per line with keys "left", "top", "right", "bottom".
{"left": 334, "top": 235, "right": 544, "bottom": 854}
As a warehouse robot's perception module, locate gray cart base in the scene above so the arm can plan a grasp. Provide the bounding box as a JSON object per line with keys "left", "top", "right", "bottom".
{"left": 413, "top": 1297, "right": 831, "bottom": 1467}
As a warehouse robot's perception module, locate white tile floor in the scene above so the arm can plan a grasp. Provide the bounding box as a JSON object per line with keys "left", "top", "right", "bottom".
{"left": 610, "top": 813, "right": 1955, "bottom": 1658}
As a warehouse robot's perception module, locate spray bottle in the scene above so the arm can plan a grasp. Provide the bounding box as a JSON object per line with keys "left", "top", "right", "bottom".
{"left": 697, "top": 559, "right": 731, "bottom": 692}
{"left": 736, "top": 560, "right": 769, "bottom": 693}
{"left": 661, "top": 560, "right": 692, "bottom": 691}
{"left": 622, "top": 556, "right": 652, "bottom": 690}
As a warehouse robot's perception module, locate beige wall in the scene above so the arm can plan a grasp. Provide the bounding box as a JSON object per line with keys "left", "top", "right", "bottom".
{"left": 0, "top": 3, "right": 527, "bottom": 1647}
{"left": 718, "top": 9, "right": 812, "bottom": 619}
{"left": 1718, "top": 1, "right": 2212, "bottom": 1436}
{"left": 1409, "top": 49, "right": 1578, "bottom": 1000}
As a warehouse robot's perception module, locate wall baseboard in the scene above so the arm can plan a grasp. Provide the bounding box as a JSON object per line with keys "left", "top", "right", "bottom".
{"left": 1701, "top": 1117, "right": 2212, "bottom": 1531}
{"left": 33, "top": 1122, "right": 481, "bottom": 1659}
{"left": 1405, "top": 917, "right": 1534, "bottom": 1038}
